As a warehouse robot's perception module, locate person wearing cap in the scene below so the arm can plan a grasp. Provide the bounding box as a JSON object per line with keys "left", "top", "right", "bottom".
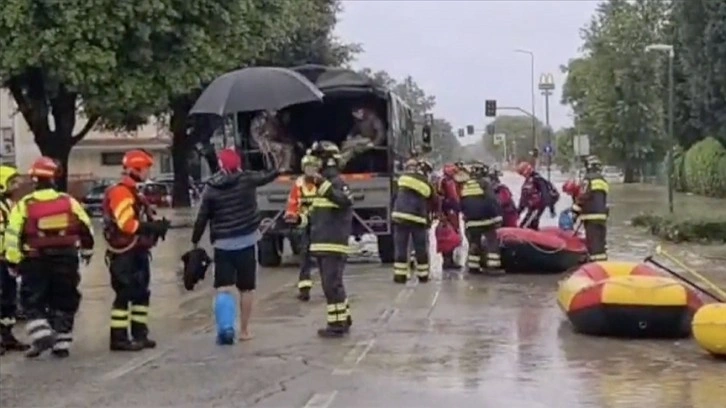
{"left": 104, "top": 149, "right": 169, "bottom": 352}
{"left": 0, "top": 165, "right": 29, "bottom": 354}
{"left": 191, "top": 148, "right": 278, "bottom": 344}
{"left": 4, "top": 157, "right": 94, "bottom": 358}
{"left": 573, "top": 155, "right": 609, "bottom": 261}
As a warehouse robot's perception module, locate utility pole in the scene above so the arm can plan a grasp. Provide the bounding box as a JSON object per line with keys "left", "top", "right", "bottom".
{"left": 538, "top": 73, "right": 555, "bottom": 181}
{"left": 515, "top": 49, "right": 537, "bottom": 150}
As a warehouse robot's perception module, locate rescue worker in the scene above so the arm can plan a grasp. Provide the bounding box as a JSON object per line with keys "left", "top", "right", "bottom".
{"left": 572, "top": 156, "right": 609, "bottom": 261}
{"left": 460, "top": 162, "right": 503, "bottom": 275}
{"left": 285, "top": 153, "right": 322, "bottom": 301}
{"left": 490, "top": 170, "right": 518, "bottom": 228}
{"left": 391, "top": 159, "right": 436, "bottom": 284}
{"left": 340, "top": 106, "right": 386, "bottom": 169}
{"left": 4, "top": 157, "right": 94, "bottom": 358}
{"left": 516, "top": 161, "right": 554, "bottom": 230}
{"left": 103, "top": 149, "right": 170, "bottom": 351}
{"left": 0, "top": 165, "right": 29, "bottom": 354}
{"left": 305, "top": 141, "right": 353, "bottom": 338}
{"left": 438, "top": 163, "right": 461, "bottom": 269}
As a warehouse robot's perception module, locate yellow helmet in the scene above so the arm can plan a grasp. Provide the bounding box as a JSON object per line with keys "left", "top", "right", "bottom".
{"left": 301, "top": 154, "right": 321, "bottom": 167}
{"left": 0, "top": 165, "right": 19, "bottom": 193}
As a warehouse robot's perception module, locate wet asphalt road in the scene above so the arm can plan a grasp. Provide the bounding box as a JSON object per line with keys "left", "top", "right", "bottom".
{"left": 1, "top": 172, "right": 724, "bottom": 408}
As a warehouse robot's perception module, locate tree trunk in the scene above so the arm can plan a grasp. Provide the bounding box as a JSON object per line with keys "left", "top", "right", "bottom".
{"left": 170, "top": 101, "right": 192, "bottom": 208}
{"left": 623, "top": 161, "right": 637, "bottom": 183}
{"left": 37, "top": 134, "right": 73, "bottom": 192}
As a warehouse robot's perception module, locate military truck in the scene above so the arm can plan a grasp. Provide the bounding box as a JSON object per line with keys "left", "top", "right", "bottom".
{"left": 234, "top": 65, "right": 431, "bottom": 266}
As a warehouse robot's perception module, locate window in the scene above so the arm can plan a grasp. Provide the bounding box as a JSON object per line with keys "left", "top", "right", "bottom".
{"left": 100, "top": 152, "right": 125, "bottom": 166}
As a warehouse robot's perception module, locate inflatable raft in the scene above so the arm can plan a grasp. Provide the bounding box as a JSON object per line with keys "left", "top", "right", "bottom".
{"left": 558, "top": 261, "right": 703, "bottom": 338}
{"left": 498, "top": 227, "right": 587, "bottom": 274}
{"left": 692, "top": 303, "right": 726, "bottom": 358}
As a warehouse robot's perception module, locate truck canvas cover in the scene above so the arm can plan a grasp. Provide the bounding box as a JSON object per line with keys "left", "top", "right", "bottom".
{"left": 291, "top": 64, "right": 388, "bottom": 98}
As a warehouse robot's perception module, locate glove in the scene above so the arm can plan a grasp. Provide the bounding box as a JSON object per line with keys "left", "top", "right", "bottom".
{"left": 139, "top": 219, "right": 171, "bottom": 240}
{"left": 80, "top": 249, "right": 93, "bottom": 265}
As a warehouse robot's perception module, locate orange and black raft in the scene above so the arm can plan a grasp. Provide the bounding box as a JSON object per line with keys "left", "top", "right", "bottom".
{"left": 558, "top": 261, "right": 703, "bottom": 338}
{"left": 498, "top": 227, "right": 587, "bottom": 274}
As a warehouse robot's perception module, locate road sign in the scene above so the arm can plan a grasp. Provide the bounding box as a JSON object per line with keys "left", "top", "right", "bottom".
{"left": 538, "top": 73, "right": 555, "bottom": 91}
{"left": 543, "top": 143, "right": 554, "bottom": 156}
{"left": 573, "top": 134, "right": 590, "bottom": 156}
{"left": 493, "top": 133, "right": 506, "bottom": 145}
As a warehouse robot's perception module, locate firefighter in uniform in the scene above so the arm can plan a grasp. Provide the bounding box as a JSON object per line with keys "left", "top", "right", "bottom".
{"left": 0, "top": 165, "right": 29, "bottom": 354}
{"left": 572, "top": 155, "right": 609, "bottom": 261}
{"left": 4, "top": 157, "right": 94, "bottom": 358}
{"left": 284, "top": 153, "right": 322, "bottom": 301}
{"left": 391, "top": 159, "right": 436, "bottom": 284}
{"left": 103, "top": 150, "right": 170, "bottom": 351}
{"left": 459, "top": 162, "right": 503, "bottom": 275}
{"left": 304, "top": 141, "right": 353, "bottom": 338}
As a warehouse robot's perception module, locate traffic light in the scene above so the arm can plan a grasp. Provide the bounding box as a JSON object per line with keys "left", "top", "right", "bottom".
{"left": 466, "top": 125, "right": 475, "bottom": 135}
{"left": 486, "top": 124, "right": 495, "bottom": 136}
{"left": 485, "top": 100, "right": 497, "bottom": 117}
{"left": 457, "top": 128, "right": 465, "bottom": 138}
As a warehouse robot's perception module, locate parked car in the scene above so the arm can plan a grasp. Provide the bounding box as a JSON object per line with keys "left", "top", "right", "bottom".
{"left": 82, "top": 183, "right": 111, "bottom": 217}
{"left": 139, "top": 182, "right": 172, "bottom": 208}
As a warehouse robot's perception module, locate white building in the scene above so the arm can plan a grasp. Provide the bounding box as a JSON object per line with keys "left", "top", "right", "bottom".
{"left": 0, "top": 88, "right": 171, "bottom": 178}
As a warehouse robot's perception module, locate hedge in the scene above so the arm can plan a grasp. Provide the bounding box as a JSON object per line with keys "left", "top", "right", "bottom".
{"left": 631, "top": 212, "right": 726, "bottom": 243}
{"left": 682, "top": 137, "right": 726, "bottom": 197}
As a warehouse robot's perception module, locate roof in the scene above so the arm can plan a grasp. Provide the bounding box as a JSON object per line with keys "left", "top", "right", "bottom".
{"left": 291, "top": 64, "right": 387, "bottom": 97}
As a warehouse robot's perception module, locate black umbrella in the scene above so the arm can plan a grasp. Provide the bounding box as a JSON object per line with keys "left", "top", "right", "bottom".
{"left": 190, "top": 67, "right": 324, "bottom": 115}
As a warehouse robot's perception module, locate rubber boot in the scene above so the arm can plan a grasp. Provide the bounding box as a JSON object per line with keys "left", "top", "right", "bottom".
{"left": 393, "top": 275, "right": 407, "bottom": 284}
{"left": 109, "top": 328, "right": 144, "bottom": 352}
{"left": 25, "top": 334, "right": 56, "bottom": 359}
{"left": 297, "top": 288, "right": 311, "bottom": 302}
{"left": 134, "top": 337, "right": 157, "bottom": 349}
{"left": 442, "top": 253, "right": 460, "bottom": 270}
{"left": 1, "top": 326, "right": 30, "bottom": 351}
{"left": 317, "top": 322, "right": 348, "bottom": 338}
{"left": 0, "top": 344, "right": 5, "bottom": 355}
{"left": 215, "top": 292, "right": 236, "bottom": 345}
{"left": 418, "top": 275, "right": 430, "bottom": 283}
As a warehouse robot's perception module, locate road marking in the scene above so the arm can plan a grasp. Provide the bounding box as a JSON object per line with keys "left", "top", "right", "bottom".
{"left": 332, "top": 338, "right": 375, "bottom": 375}
{"left": 375, "top": 307, "right": 397, "bottom": 325}
{"left": 427, "top": 287, "right": 441, "bottom": 319}
{"left": 394, "top": 288, "right": 414, "bottom": 305}
{"left": 303, "top": 391, "right": 338, "bottom": 408}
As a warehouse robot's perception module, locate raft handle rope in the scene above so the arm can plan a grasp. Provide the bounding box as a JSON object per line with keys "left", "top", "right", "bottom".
{"left": 500, "top": 232, "right": 568, "bottom": 255}
{"left": 644, "top": 245, "right": 725, "bottom": 302}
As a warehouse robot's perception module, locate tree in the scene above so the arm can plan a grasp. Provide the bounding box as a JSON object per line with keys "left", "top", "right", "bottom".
{"left": 553, "top": 127, "right": 575, "bottom": 172}
{"left": 481, "top": 115, "right": 544, "bottom": 162}
{"left": 560, "top": 0, "right": 671, "bottom": 182}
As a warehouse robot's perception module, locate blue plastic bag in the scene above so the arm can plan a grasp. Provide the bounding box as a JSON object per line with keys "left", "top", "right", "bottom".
{"left": 214, "top": 292, "right": 236, "bottom": 345}
{"left": 558, "top": 209, "right": 575, "bottom": 231}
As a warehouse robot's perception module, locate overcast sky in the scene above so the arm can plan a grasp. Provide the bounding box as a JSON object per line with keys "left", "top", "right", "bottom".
{"left": 335, "top": 0, "right": 599, "bottom": 144}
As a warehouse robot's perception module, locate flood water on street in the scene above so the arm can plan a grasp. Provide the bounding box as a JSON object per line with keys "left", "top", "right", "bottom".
{"left": 1, "top": 172, "right": 723, "bottom": 408}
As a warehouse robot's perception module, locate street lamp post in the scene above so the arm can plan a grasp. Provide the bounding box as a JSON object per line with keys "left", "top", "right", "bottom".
{"left": 515, "top": 49, "right": 537, "bottom": 150}
{"left": 538, "top": 73, "right": 556, "bottom": 181}
{"left": 645, "top": 43, "right": 675, "bottom": 214}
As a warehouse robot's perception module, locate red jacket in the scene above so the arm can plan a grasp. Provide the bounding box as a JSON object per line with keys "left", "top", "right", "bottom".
{"left": 438, "top": 176, "right": 460, "bottom": 212}
{"left": 494, "top": 183, "right": 518, "bottom": 227}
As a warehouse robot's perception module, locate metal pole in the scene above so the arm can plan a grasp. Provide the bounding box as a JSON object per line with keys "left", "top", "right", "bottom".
{"left": 667, "top": 54, "right": 675, "bottom": 214}
{"left": 545, "top": 91, "right": 551, "bottom": 181}
{"left": 529, "top": 54, "right": 536, "bottom": 150}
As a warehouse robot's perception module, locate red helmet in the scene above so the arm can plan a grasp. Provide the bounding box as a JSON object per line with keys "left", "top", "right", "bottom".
{"left": 516, "top": 161, "right": 533, "bottom": 177}
{"left": 562, "top": 179, "right": 581, "bottom": 197}
{"left": 123, "top": 149, "right": 154, "bottom": 172}
{"left": 29, "top": 156, "right": 60, "bottom": 180}
{"left": 443, "top": 163, "right": 457, "bottom": 177}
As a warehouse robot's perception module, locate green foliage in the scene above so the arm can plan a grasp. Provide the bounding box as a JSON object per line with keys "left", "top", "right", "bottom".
{"left": 672, "top": 145, "right": 687, "bottom": 192}
{"left": 683, "top": 137, "right": 726, "bottom": 197}
{"left": 631, "top": 212, "right": 726, "bottom": 243}
{"left": 561, "top": 0, "right": 672, "bottom": 180}
{"left": 553, "top": 127, "right": 575, "bottom": 171}
{"left": 481, "top": 115, "right": 544, "bottom": 162}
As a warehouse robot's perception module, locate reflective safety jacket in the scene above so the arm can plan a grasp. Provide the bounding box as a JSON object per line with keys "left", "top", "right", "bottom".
{"left": 4, "top": 189, "right": 94, "bottom": 264}
{"left": 305, "top": 168, "right": 354, "bottom": 255}
{"left": 285, "top": 176, "right": 318, "bottom": 219}
{"left": 103, "top": 176, "right": 156, "bottom": 253}
{"left": 460, "top": 178, "right": 502, "bottom": 228}
{"left": 572, "top": 173, "right": 609, "bottom": 221}
{"left": 392, "top": 172, "right": 434, "bottom": 226}
{"left": 0, "top": 197, "right": 13, "bottom": 257}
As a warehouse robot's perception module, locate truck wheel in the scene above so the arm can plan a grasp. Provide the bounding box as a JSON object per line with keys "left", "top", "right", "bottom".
{"left": 377, "top": 234, "right": 394, "bottom": 264}
{"left": 258, "top": 235, "right": 283, "bottom": 267}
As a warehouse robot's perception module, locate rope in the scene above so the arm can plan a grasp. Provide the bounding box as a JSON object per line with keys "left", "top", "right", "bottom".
{"left": 500, "top": 232, "right": 568, "bottom": 255}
